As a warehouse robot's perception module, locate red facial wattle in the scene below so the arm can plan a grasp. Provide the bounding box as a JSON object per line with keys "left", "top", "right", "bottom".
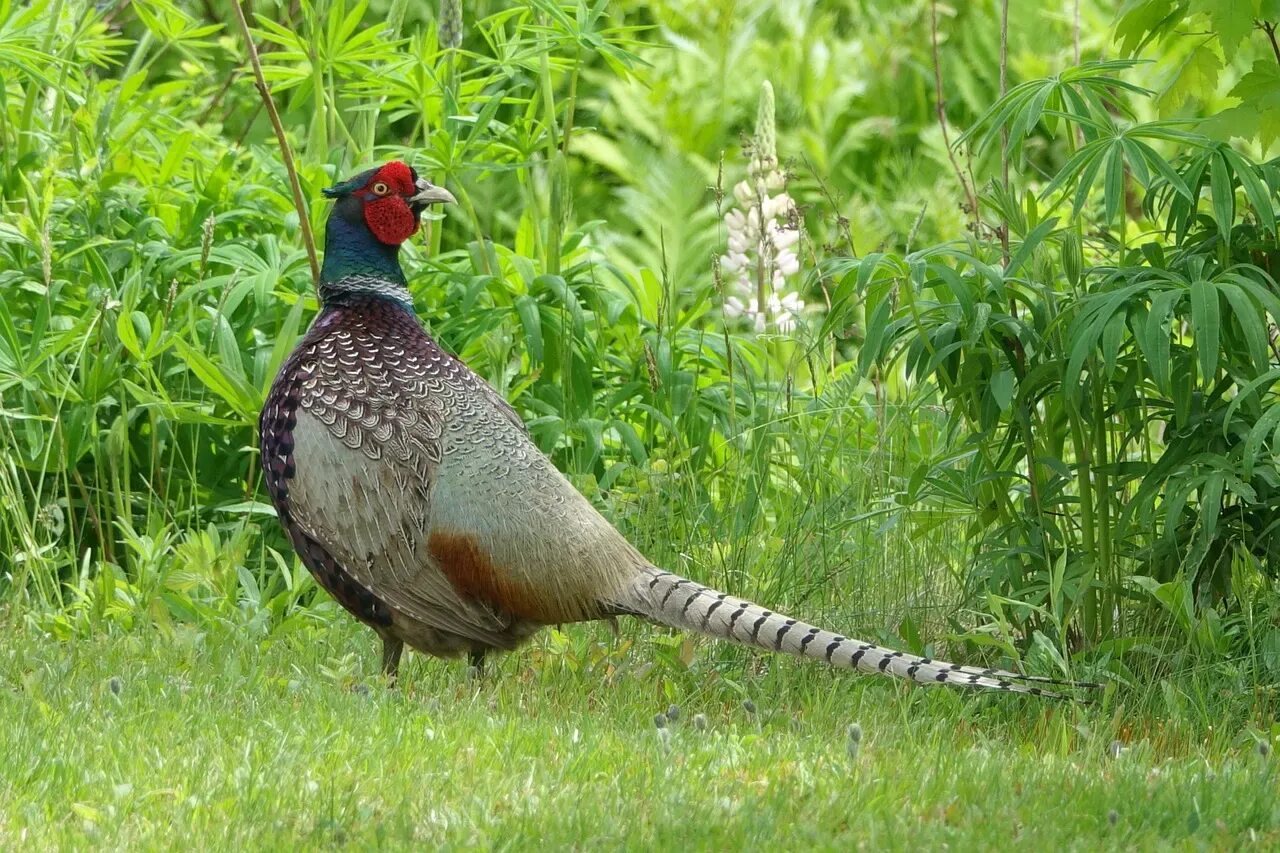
{"left": 361, "top": 161, "right": 420, "bottom": 245}
{"left": 364, "top": 195, "right": 418, "bottom": 245}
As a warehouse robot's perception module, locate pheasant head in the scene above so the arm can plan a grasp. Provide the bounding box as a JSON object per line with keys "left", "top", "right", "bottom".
{"left": 318, "top": 161, "right": 455, "bottom": 303}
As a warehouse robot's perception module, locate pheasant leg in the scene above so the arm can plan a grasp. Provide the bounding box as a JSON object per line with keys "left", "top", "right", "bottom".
{"left": 381, "top": 636, "right": 405, "bottom": 685}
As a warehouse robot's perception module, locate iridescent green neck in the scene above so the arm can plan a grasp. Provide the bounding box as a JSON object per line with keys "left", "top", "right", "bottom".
{"left": 318, "top": 213, "right": 411, "bottom": 306}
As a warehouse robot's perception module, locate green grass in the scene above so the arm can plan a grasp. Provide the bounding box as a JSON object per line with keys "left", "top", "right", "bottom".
{"left": 3, "top": 619, "right": 1276, "bottom": 849}
{"left": 4, "top": 1, "right": 1280, "bottom": 846}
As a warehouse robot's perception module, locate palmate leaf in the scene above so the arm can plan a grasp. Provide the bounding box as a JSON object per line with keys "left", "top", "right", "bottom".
{"left": 1039, "top": 121, "right": 1201, "bottom": 224}
{"left": 1218, "top": 146, "right": 1277, "bottom": 233}
{"left": 1063, "top": 281, "right": 1148, "bottom": 404}
{"left": 1114, "top": 0, "right": 1182, "bottom": 55}
{"left": 1154, "top": 141, "right": 1275, "bottom": 246}
{"left": 1221, "top": 269, "right": 1280, "bottom": 324}
{"left": 1189, "top": 0, "right": 1257, "bottom": 54}
{"left": 1201, "top": 60, "right": 1280, "bottom": 154}
{"left": 958, "top": 60, "right": 1151, "bottom": 163}
{"left": 1156, "top": 42, "right": 1222, "bottom": 113}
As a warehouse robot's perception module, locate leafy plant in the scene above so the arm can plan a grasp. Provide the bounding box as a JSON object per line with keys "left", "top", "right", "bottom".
{"left": 833, "top": 11, "right": 1280, "bottom": 658}
{"left": 3, "top": 0, "right": 1279, "bottom": 690}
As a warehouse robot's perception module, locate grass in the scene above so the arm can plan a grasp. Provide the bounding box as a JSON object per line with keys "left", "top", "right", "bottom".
{"left": 4, "top": 1, "right": 1280, "bottom": 847}
{"left": 2, "top": 618, "right": 1276, "bottom": 849}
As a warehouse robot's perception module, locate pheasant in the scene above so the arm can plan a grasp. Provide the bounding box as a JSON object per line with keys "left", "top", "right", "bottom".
{"left": 260, "top": 160, "right": 1094, "bottom": 698}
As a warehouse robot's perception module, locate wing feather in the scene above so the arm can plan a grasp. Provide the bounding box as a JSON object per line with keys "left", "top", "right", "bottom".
{"left": 277, "top": 305, "right": 644, "bottom": 644}
{"left": 280, "top": 317, "right": 528, "bottom": 648}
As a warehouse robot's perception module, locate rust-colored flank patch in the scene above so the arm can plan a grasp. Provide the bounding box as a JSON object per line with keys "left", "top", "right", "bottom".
{"left": 427, "top": 529, "right": 550, "bottom": 621}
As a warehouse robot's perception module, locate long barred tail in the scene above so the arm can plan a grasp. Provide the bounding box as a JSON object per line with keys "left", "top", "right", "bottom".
{"left": 613, "top": 566, "right": 1099, "bottom": 699}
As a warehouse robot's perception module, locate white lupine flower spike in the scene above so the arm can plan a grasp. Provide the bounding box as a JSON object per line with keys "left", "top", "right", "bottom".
{"left": 718, "top": 80, "right": 804, "bottom": 334}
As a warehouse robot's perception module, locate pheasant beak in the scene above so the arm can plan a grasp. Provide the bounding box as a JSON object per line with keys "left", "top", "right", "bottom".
{"left": 409, "top": 178, "right": 457, "bottom": 206}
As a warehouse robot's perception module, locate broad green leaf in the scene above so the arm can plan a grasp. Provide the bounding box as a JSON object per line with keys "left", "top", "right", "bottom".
{"left": 1216, "top": 281, "right": 1267, "bottom": 375}
{"left": 1100, "top": 307, "right": 1128, "bottom": 378}
{"left": 1193, "top": 470, "right": 1225, "bottom": 564}
{"left": 989, "top": 369, "right": 1015, "bottom": 412}
{"left": 1141, "top": 288, "right": 1182, "bottom": 392}
{"left": 1244, "top": 405, "right": 1280, "bottom": 477}
{"left": 858, "top": 296, "right": 894, "bottom": 374}
{"left": 1191, "top": 0, "right": 1255, "bottom": 53}
{"left": 1203, "top": 65, "right": 1280, "bottom": 152}
{"left": 1209, "top": 150, "right": 1234, "bottom": 249}
{"left": 116, "top": 311, "right": 143, "bottom": 360}
{"left": 1189, "top": 278, "right": 1220, "bottom": 382}
{"left": 1156, "top": 42, "right": 1221, "bottom": 112}
{"left": 173, "top": 339, "right": 260, "bottom": 421}
{"left": 514, "top": 295, "right": 544, "bottom": 364}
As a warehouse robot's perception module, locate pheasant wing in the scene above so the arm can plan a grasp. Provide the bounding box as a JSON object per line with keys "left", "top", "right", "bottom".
{"left": 277, "top": 324, "right": 524, "bottom": 648}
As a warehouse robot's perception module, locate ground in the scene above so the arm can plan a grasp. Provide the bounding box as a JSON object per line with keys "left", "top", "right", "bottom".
{"left": 1, "top": 619, "right": 1275, "bottom": 849}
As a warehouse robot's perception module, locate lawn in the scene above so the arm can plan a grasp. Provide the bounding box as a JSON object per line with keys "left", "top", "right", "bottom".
{"left": 6, "top": 0, "right": 1280, "bottom": 847}
{"left": 2, "top": 620, "right": 1275, "bottom": 849}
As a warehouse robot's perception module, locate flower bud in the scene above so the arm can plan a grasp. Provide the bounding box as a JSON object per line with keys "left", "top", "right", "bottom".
{"left": 753, "top": 81, "right": 777, "bottom": 174}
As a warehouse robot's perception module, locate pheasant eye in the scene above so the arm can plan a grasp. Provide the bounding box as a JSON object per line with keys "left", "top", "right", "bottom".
{"left": 371, "top": 181, "right": 390, "bottom": 195}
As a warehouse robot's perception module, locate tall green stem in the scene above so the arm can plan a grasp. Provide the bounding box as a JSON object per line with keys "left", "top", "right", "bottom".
{"left": 15, "top": 0, "right": 65, "bottom": 159}
{"left": 537, "top": 20, "right": 562, "bottom": 276}
{"left": 1091, "top": 385, "right": 1113, "bottom": 638}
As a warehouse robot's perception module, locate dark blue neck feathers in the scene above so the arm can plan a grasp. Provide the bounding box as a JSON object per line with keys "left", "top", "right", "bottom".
{"left": 318, "top": 205, "right": 411, "bottom": 306}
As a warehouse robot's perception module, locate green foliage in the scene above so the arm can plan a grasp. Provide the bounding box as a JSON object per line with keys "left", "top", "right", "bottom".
{"left": 2, "top": 0, "right": 1280, "bottom": 698}
{"left": 833, "top": 7, "right": 1280, "bottom": 665}
{"left": 0, "top": 0, "right": 964, "bottom": 662}
{"left": 1116, "top": 0, "right": 1280, "bottom": 151}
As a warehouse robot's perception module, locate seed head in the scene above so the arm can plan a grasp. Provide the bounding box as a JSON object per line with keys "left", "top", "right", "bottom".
{"left": 846, "top": 723, "right": 863, "bottom": 760}
{"left": 666, "top": 704, "right": 680, "bottom": 723}
{"left": 1259, "top": 739, "right": 1272, "bottom": 759}
{"left": 653, "top": 713, "right": 668, "bottom": 730}
{"left": 40, "top": 220, "right": 51, "bottom": 286}
{"left": 692, "top": 714, "right": 708, "bottom": 731}
{"left": 108, "top": 677, "right": 122, "bottom": 697}
{"left": 438, "top": 0, "right": 463, "bottom": 49}
{"left": 741, "top": 699, "right": 756, "bottom": 715}
{"left": 35, "top": 503, "right": 65, "bottom": 539}
{"left": 199, "top": 214, "right": 215, "bottom": 277}
{"left": 1107, "top": 809, "right": 1118, "bottom": 827}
